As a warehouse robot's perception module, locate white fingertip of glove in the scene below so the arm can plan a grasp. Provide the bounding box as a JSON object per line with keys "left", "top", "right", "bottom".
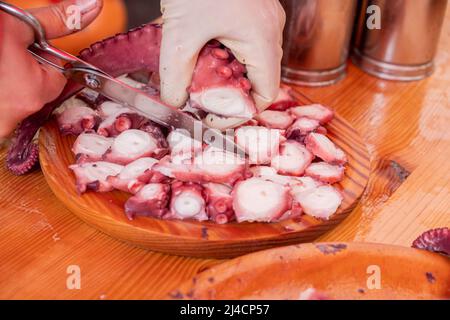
{"left": 159, "top": 0, "right": 286, "bottom": 111}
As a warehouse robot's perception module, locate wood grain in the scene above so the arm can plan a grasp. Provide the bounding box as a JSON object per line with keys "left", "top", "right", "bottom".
{"left": 38, "top": 94, "right": 370, "bottom": 258}
{"left": 173, "top": 243, "right": 450, "bottom": 300}
{"left": 0, "top": 5, "right": 448, "bottom": 300}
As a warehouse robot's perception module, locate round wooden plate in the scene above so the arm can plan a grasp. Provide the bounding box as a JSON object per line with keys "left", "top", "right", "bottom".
{"left": 39, "top": 93, "right": 370, "bottom": 258}
{"left": 170, "top": 242, "right": 450, "bottom": 299}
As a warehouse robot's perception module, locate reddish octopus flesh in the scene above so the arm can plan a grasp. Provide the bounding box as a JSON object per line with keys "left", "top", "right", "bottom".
{"left": 6, "top": 23, "right": 349, "bottom": 224}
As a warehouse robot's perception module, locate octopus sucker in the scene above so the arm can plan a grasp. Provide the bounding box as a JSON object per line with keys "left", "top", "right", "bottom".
{"left": 56, "top": 99, "right": 100, "bottom": 135}
{"left": 6, "top": 142, "right": 39, "bottom": 176}
{"left": 124, "top": 183, "right": 170, "bottom": 220}
{"left": 188, "top": 45, "right": 256, "bottom": 119}
{"left": 6, "top": 23, "right": 348, "bottom": 224}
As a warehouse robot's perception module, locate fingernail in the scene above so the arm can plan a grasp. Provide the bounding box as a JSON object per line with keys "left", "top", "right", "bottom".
{"left": 75, "top": 0, "right": 98, "bottom": 14}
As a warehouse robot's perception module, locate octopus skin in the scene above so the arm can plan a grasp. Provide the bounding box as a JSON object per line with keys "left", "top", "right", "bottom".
{"left": 412, "top": 227, "right": 450, "bottom": 256}
{"left": 304, "top": 133, "right": 347, "bottom": 165}
{"left": 290, "top": 104, "right": 334, "bottom": 124}
{"left": 189, "top": 44, "right": 257, "bottom": 119}
{"left": 305, "top": 162, "right": 345, "bottom": 184}
{"left": 165, "top": 181, "right": 208, "bottom": 221}
{"left": 56, "top": 98, "right": 100, "bottom": 135}
{"left": 7, "top": 23, "right": 254, "bottom": 175}
{"left": 124, "top": 183, "right": 170, "bottom": 220}
{"left": 203, "top": 183, "right": 235, "bottom": 224}
{"left": 286, "top": 117, "right": 320, "bottom": 141}
{"left": 232, "top": 177, "right": 292, "bottom": 223}
{"left": 69, "top": 161, "right": 124, "bottom": 194}
{"left": 271, "top": 140, "right": 313, "bottom": 176}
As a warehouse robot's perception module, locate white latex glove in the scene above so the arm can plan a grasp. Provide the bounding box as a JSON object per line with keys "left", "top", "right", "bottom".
{"left": 159, "top": 0, "right": 286, "bottom": 112}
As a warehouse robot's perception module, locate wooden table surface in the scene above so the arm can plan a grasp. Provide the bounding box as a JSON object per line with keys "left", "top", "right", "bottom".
{"left": 1, "top": 9, "right": 449, "bottom": 299}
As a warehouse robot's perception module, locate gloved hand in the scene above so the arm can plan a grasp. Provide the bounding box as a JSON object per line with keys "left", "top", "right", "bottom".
{"left": 159, "top": 0, "right": 286, "bottom": 112}
{"left": 0, "top": 0, "right": 102, "bottom": 138}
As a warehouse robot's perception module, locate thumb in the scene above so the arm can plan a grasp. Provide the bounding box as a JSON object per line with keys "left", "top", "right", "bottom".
{"left": 20, "top": 0, "right": 103, "bottom": 44}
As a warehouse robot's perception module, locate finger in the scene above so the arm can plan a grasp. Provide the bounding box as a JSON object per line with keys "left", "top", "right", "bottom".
{"left": 159, "top": 21, "right": 205, "bottom": 108}
{"left": 1, "top": 44, "right": 66, "bottom": 120}
{"left": 16, "top": 0, "right": 103, "bottom": 45}
{"left": 37, "top": 54, "right": 68, "bottom": 104}
{"left": 222, "top": 39, "right": 283, "bottom": 112}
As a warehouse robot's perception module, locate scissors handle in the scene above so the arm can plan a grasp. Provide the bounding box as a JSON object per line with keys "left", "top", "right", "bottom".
{"left": 0, "top": 1, "right": 78, "bottom": 64}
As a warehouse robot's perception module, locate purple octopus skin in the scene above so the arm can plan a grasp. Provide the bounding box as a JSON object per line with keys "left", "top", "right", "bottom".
{"left": 412, "top": 227, "right": 450, "bottom": 256}
{"left": 7, "top": 24, "right": 162, "bottom": 175}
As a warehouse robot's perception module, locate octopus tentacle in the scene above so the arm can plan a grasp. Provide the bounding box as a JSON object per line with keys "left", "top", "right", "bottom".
{"left": 166, "top": 181, "right": 208, "bottom": 221}
{"left": 189, "top": 46, "right": 256, "bottom": 119}
{"left": 203, "top": 182, "right": 235, "bottom": 224}
{"left": 232, "top": 177, "right": 292, "bottom": 222}
{"left": 7, "top": 22, "right": 256, "bottom": 175}
{"left": 412, "top": 227, "right": 450, "bottom": 256}
{"left": 7, "top": 83, "right": 82, "bottom": 175}
{"left": 124, "top": 183, "right": 170, "bottom": 220}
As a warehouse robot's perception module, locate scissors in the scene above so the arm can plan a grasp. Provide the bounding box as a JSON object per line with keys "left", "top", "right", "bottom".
{"left": 0, "top": 1, "right": 245, "bottom": 156}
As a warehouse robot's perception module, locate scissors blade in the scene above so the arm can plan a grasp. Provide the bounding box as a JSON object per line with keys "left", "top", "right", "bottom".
{"left": 67, "top": 68, "right": 246, "bottom": 157}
